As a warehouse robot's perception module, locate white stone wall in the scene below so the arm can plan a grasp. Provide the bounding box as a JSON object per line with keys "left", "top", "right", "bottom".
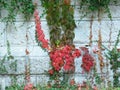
{"left": 0, "top": 0, "right": 120, "bottom": 87}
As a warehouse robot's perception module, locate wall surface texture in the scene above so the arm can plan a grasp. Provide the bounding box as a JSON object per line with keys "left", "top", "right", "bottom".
{"left": 0, "top": 0, "right": 120, "bottom": 87}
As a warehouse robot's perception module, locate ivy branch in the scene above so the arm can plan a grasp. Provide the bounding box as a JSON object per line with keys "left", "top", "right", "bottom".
{"left": 103, "top": 30, "right": 120, "bottom": 87}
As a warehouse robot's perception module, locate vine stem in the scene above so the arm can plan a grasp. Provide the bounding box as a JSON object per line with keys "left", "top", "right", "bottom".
{"left": 106, "top": 21, "right": 113, "bottom": 86}
{"left": 25, "top": 22, "right": 30, "bottom": 83}
{"left": 108, "top": 21, "right": 113, "bottom": 48}
{"left": 89, "top": 14, "right": 94, "bottom": 46}
{"left": 97, "top": 8, "right": 104, "bottom": 76}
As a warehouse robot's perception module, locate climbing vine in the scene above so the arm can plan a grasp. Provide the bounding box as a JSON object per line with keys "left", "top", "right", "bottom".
{"left": 104, "top": 30, "right": 120, "bottom": 87}
{"left": 41, "top": 0, "right": 61, "bottom": 48}
{"left": 61, "top": 0, "right": 76, "bottom": 46}
{"left": 78, "top": 0, "right": 119, "bottom": 85}
{"left": 79, "top": 0, "right": 118, "bottom": 20}
{"left": 41, "top": 0, "right": 76, "bottom": 48}
{"left": 0, "top": 40, "right": 17, "bottom": 74}
{"left": 35, "top": 0, "right": 79, "bottom": 86}
{"left": 0, "top": 0, "right": 35, "bottom": 23}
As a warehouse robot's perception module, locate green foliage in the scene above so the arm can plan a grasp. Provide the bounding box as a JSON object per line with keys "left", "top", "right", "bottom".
{"left": 0, "top": 0, "right": 35, "bottom": 22}
{"left": 41, "top": 1, "right": 76, "bottom": 85}
{"left": 95, "top": 73, "right": 102, "bottom": 85}
{"left": 100, "top": 87, "right": 120, "bottom": 90}
{"left": 104, "top": 30, "right": 120, "bottom": 87}
{"left": 0, "top": 55, "right": 8, "bottom": 73}
{"left": 79, "top": 0, "right": 118, "bottom": 20}
{"left": 41, "top": 0, "right": 62, "bottom": 48}
{"left": 61, "top": 2, "right": 76, "bottom": 45}
{"left": 49, "top": 71, "right": 62, "bottom": 80}
{"left": 6, "top": 84, "right": 24, "bottom": 90}
{"left": 6, "top": 84, "right": 77, "bottom": 90}
{"left": 5, "top": 84, "right": 120, "bottom": 90}
{"left": 19, "top": 0, "right": 35, "bottom": 21}
{"left": 41, "top": 0, "right": 76, "bottom": 48}
{"left": 0, "top": 40, "right": 17, "bottom": 74}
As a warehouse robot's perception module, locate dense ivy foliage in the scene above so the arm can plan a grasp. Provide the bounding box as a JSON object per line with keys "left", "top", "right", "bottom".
{"left": 104, "top": 30, "right": 120, "bottom": 87}
{"left": 41, "top": 0, "right": 76, "bottom": 48}
{"left": 79, "top": 0, "right": 118, "bottom": 20}
{"left": 0, "top": 0, "right": 35, "bottom": 22}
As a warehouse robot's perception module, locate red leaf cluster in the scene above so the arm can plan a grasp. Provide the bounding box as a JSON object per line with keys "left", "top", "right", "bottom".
{"left": 48, "top": 69, "right": 54, "bottom": 75}
{"left": 81, "top": 47, "right": 94, "bottom": 72}
{"left": 24, "top": 83, "right": 33, "bottom": 90}
{"left": 34, "top": 10, "right": 49, "bottom": 50}
{"left": 48, "top": 45, "right": 81, "bottom": 74}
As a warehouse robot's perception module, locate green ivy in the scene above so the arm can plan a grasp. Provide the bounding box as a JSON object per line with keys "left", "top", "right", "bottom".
{"left": 0, "top": 55, "right": 8, "bottom": 73}
{"left": 0, "top": 0, "right": 35, "bottom": 23}
{"left": 0, "top": 40, "right": 17, "bottom": 74}
{"left": 6, "top": 84, "right": 24, "bottom": 90}
{"left": 5, "top": 84, "right": 120, "bottom": 90}
{"left": 79, "top": 0, "right": 118, "bottom": 20}
{"left": 104, "top": 30, "right": 120, "bottom": 87}
{"left": 41, "top": 0, "right": 76, "bottom": 48}
{"left": 40, "top": 0, "right": 76, "bottom": 86}
{"left": 41, "top": 0, "right": 61, "bottom": 48}
{"left": 61, "top": 2, "right": 76, "bottom": 45}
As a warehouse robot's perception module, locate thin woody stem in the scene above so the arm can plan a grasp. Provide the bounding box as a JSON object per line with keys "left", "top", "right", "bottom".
{"left": 89, "top": 14, "right": 94, "bottom": 46}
